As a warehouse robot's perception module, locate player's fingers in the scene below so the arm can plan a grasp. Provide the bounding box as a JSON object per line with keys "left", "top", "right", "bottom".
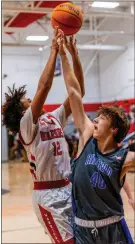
{"left": 54, "top": 26, "right": 59, "bottom": 36}
{"left": 56, "top": 32, "right": 62, "bottom": 40}
{"left": 59, "top": 36, "right": 64, "bottom": 47}
{"left": 61, "top": 37, "right": 64, "bottom": 45}
{"left": 63, "top": 36, "right": 68, "bottom": 47}
{"left": 58, "top": 29, "right": 64, "bottom": 37}
{"left": 70, "top": 35, "right": 74, "bottom": 44}
{"left": 64, "top": 36, "right": 68, "bottom": 45}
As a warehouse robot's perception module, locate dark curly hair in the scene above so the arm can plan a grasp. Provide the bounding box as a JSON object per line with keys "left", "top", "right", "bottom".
{"left": 98, "top": 105, "right": 130, "bottom": 143}
{"left": 2, "top": 84, "right": 27, "bottom": 134}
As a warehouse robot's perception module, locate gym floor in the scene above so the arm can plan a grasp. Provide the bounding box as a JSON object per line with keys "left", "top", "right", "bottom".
{"left": 2, "top": 162, "right": 135, "bottom": 243}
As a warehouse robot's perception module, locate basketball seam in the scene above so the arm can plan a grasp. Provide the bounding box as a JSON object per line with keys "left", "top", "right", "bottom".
{"left": 53, "top": 9, "right": 82, "bottom": 25}
{"left": 52, "top": 16, "right": 81, "bottom": 29}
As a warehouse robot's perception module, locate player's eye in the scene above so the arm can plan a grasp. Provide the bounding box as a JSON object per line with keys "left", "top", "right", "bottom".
{"left": 100, "top": 115, "right": 105, "bottom": 120}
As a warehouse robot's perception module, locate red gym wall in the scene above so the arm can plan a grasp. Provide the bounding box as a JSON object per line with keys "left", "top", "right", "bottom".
{"left": 44, "top": 98, "right": 135, "bottom": 112}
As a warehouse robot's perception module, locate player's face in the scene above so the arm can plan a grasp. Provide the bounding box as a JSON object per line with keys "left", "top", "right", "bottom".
{"left": 21, "top": 98, "right": 32, "bottom": 110}
{"left": 93, "top": 114, "right": 114, "bottom": 140}
{"left": 21, "top": 97, "right": 45, "bottom": 115}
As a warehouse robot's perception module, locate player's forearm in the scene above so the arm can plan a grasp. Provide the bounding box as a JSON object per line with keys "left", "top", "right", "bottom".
{"left": 38, "top": 49, "right": 58, "bottom": 91}
{"left": 61, "top": 54, "right": 81, "bottom": 95}
{"left": 120, "top": 156, "right": 135, "bottom": 180}
{"left": 71, "top": 53, "right": 85, "bottom": 96}
{"left": 123, "top": 179, "right": 133, "bottom": 200}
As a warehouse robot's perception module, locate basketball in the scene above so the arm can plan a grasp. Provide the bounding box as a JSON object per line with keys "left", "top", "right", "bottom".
{"left": 51, "top": 2, "right": 83, "bottom": 36}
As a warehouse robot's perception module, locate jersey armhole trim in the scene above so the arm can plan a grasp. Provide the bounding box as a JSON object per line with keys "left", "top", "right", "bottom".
{"left": 19, "top": 126, "right": 38, "bottom": 146}
{"left": 119, "top": 149, "right": 129, "bottom": 187}
{"left": 73, "top": 136, "right": 93, "bottom": 163}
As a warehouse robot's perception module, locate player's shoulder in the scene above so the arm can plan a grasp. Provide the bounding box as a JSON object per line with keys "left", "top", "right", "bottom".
{"left": 20, "top": 106, "right": 31, "bottom": 121}
{"left": 20, "top": 107, "right": 33, "bottom": 129}
{"left": 117, "top": 146, "right": 128, "bottom": 157}
{"left": 86, "top": 136, "right": 96, "bottom": 146}
{"left": 39, "top": 111, "right": 54, "bottom": 119}
{"left": 39, "top": 111, "right": 59, "bottom": 127}
{"left": 125, "top": 150, "right": 135, "bottom": 162}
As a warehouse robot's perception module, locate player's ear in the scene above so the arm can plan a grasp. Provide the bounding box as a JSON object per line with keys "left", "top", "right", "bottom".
{"left": 112, "top": 128, "right": 118, "bottom": 136}
{"left": 21, "top": 110, "right": 25, "bottom": 116}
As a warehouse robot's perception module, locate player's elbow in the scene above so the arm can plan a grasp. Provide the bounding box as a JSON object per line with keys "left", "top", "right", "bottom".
{"left": 68, "top": 87, "right": 81, "bottom": 101}
{"left": 81, "top": 87, "right": 85, "bottom": 97}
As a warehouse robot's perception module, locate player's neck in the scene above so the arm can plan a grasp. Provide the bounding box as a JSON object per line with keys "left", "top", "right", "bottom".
{"left": 97, "top": 137, "right": 118, "bottom": 154}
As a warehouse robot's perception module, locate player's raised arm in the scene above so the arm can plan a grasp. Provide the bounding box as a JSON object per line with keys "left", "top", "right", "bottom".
{"left": 120, "top": 151, "right": 135, "bottom": 180}
{"left": 59, "top": 35, "right": 94, "bottom": 147}
{"left": 59, "top": 35, "right": 85, "bottom": 119}
{"left": 123, "top": 178, "right": 135, "bottom": 210}
{"left": 64, "top": 36, "right": 85, "bottom": 97}
{"left": 31, "top": 27, "right": 61, "bottom": 123}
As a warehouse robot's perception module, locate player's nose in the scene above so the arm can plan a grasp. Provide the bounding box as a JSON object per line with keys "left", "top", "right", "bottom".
{"left": 93, "top": 118, "right": 98, "bottom": 124}
{"left": 27, "top": 98, "right": 32, "bottom": 103}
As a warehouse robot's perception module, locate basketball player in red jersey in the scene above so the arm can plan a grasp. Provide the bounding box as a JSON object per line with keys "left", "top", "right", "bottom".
{"left": 2, "top": 27, "right": 84, "bottom": 243}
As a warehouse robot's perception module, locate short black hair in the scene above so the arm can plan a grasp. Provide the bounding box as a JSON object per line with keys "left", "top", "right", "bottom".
{"left": 2, "top": 84, "right": 27, "bottom": 134}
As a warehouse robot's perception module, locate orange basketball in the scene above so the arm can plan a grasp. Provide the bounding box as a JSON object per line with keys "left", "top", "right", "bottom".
{"left": 51, "top": 2, "right": 83, "bottom": 36}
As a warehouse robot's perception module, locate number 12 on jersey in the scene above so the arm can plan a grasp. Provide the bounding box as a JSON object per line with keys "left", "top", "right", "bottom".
{"left": 52, "top": 141, "right": 62, "bottom": 156}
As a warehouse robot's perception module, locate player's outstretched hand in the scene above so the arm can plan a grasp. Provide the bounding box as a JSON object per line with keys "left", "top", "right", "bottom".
{"left": 58, "top": 30, "right": 67, "bottom": 57}
{"left": 64, "top": 36, "right": 78, "bottom": 56}
{"left": 51, "top": 26, "right": 62, "bottom": 50}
